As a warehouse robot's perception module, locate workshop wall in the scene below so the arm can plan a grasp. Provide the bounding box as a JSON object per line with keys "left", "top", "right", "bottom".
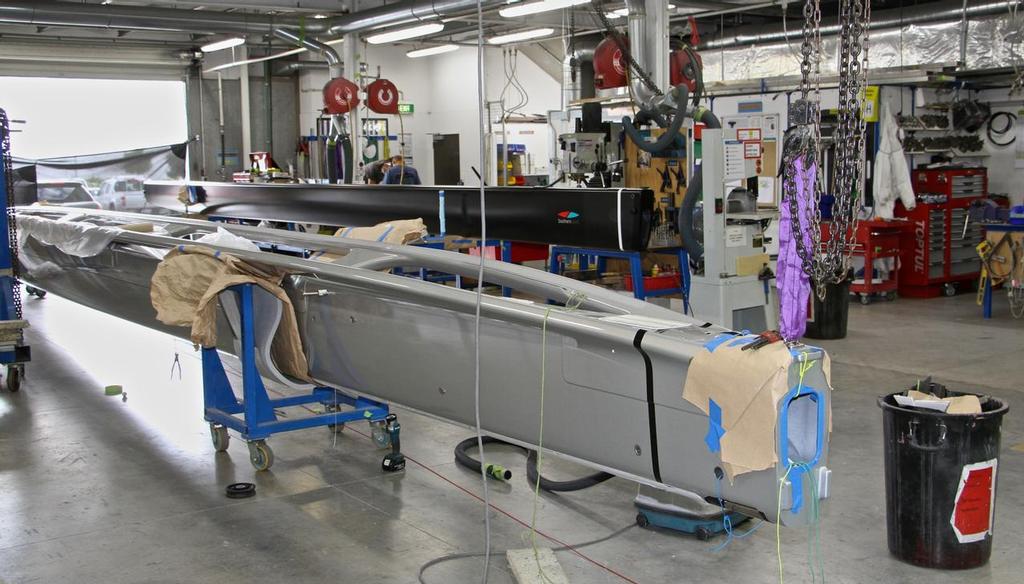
{"left": 427, "top": 46, "right": 561, "bottom": 185}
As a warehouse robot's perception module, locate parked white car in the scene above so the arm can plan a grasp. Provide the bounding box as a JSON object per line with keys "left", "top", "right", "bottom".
{"left": 35, "top": 179, "right": 101, "bottom": 209}
{"left": 96, "top": 177, "right": 146, "bottom": 210}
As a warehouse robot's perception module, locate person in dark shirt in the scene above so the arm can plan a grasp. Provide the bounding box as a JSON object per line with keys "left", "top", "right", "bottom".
{"left": 382, "top": 155, "right": 421, "bottom": 185}
{"left": 364, "top": 159, "right": 391, "bottom": 184}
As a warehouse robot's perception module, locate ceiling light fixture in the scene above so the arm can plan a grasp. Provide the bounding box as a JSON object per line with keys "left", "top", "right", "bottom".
{"left": 406, "top": 44, "right": 460, "bottom": 58}
{"left": 312, "top": 13, "right": 329, "bottom": 19}
{"left": 200, "top": 36, "right": 245, "bottom": 53}
{"left": 499, "top": 0, "right": 591, "bottom": 18}
{"left": 488, "top": 28, "right": 555, "bottom": 44}
{"left": 366, "top": 22, "right": 444, "bottom": 44}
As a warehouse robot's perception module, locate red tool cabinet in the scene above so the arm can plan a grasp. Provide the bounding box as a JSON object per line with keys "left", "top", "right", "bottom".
{"left": 895, "top": 168, "right": 986, "bottom": 298}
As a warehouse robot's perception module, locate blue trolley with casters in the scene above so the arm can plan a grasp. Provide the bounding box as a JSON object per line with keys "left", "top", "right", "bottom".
{"left": 0, "top": 108, "right": 30, "bottom": 393}
{"left": 202, "top": 283, "right": 403, "bottom": 472}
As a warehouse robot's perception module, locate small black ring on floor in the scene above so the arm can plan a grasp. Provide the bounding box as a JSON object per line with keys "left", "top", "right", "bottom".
{"left": 225, "top": 482, "right": 256, "bottom": 499}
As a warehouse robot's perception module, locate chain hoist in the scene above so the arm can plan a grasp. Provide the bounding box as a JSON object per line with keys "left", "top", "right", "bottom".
{"left": 783, "top": 0, "right": 870, "bottom": 299}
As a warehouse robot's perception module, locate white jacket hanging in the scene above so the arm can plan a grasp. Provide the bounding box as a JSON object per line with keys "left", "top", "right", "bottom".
{"left": 872, "top": 100, "right": 916, "bottom": 219}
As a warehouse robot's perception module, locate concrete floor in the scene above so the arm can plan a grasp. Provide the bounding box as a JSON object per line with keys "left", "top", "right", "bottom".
{"left": 0, "top": 289, "right": 1021, "bottom": 584}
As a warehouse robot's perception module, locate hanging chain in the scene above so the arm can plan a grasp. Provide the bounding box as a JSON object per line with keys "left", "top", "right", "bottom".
{"left": 783, "top": 0, "right": 870, "bottom": 299}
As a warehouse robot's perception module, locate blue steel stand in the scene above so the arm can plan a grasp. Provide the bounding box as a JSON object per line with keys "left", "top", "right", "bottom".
{"left": 202, "top": 284, "right": 399, "bottom": 471}
{"left": 0, "top": 109, "right": 30, "bottom": 393}
{"left": 548, "top": 246, "right": 691, "bottom": 313}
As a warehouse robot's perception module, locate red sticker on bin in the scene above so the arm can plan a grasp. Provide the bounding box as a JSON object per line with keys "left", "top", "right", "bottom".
{"left": 951, "top": 459, "right": 997, "bottom": 543}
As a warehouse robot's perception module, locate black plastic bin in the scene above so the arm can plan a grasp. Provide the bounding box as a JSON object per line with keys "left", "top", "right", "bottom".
{"left": 878, "top": 383, "right": 1009, "bottom": 569}
{"left": 804, "top": 278, "right": 851, "bottom": 339}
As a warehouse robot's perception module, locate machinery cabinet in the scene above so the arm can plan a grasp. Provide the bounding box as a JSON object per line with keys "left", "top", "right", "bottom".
{"left": 895, "top": 168, "right": 986, "bottom": 297}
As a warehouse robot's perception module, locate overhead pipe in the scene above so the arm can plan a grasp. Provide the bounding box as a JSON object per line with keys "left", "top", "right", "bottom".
{"left": 0, "top": 0, "right": 293, "bottom": 35}
{"left": 272, "top": 29, "right": 342, "bottom": 78}
{"left": 625, "top": 0, "right": 657, "bottom": 109}
{"left": 273, "top": 61, "right": 329, "bottom": 76}
{"left": 0, "top": 0, "right": 506, "bottom": 38}
{"left": 324, "top": 0, "right": 506, "bottom": 35}
{"left": 702, "top": 0, "right": 1015, "bottom": 50}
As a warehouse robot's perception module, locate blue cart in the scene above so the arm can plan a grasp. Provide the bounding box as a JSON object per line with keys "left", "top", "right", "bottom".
{"left": 0, "top": 108, "right": 30, "bottom": 392}
{"left": 203, "top": 283, "right": 403, "bottom": 471}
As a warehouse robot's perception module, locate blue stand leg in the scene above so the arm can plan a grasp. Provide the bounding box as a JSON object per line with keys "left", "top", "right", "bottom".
{"left": 629, "top": 255, "right": 646, "bottom": 300}
{"left": 502, "top": 241, "right": 512, "bottom": 298}
{"left": 983, "top": 276, "right": 993, "bottom": 319}
{"left": 238, "top": 286, "right": 277, "bottom": 438}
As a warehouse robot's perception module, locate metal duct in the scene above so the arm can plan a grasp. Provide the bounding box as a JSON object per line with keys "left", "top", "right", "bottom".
{"left": 273, "top": 29, "right": 342, "bottom": 78}
{"left": 273, "top": 61, "right": 329, "bottom": 76}
{"left": 0, "top": 0, "right": 292, "bottom": 35}
{"left": 563, "top": 38, "right": 598, "bottom": 106}
{"left": 703, "top": 0, "right": 1015, "bottom": 50}
{"left": 0, "top": 0, "right": 506, "bottom": 38}
{"left": 325, "top": 0, "right": 506, "bottom": 35}
{"left": 625, "top": 0, "right": 657, "bottom": 107}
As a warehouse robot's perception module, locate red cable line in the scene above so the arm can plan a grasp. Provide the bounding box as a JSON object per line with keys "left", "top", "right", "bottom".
{"left": 344, "top": 425, "right": 640, "bottom": 584}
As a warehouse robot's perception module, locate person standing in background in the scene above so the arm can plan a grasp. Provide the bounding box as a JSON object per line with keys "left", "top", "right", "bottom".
{"left": 364, "top": 159, "right": 391, "bottom": 185}
{"left": 382, "top": 155, "right": 421, "bottom": 185}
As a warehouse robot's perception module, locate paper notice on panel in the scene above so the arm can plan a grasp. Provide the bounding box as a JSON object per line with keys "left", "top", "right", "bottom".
{"left": 724, "top": 141, "right": 746, "bottom": 180}
{"left": 726, "top": 226, "right": 746, "bottom": 247}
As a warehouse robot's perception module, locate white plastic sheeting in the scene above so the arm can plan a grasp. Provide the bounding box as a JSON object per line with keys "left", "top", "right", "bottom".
{"left": 702, "top": 15, "right": 1017, "bottom": 85}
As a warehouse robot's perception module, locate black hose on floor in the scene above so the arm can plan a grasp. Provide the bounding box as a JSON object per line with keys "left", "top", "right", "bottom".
{"left": 454, "top": 436, "right": 614, "bottom": 492}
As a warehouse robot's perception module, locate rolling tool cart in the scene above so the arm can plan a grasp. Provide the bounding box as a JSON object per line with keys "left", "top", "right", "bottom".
{"left": 0, "top": 108, "right": 30, "bottom": 392}
{"left": 895, "top": 168, "right": 986, "bottom": 298}
{"left": 849, "top": 219, "right": 908, "bottom": 304}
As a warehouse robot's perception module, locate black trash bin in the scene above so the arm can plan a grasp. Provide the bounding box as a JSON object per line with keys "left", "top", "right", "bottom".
{"left": 804, "top": 278, "right": 851, "bottom": 339}
{"left": 878, "top": 383, "right": 1009, "bottom": 569}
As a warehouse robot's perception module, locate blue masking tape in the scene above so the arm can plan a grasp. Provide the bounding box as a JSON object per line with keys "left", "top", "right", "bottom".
{"left": 703, "top": 332, "right": 739, "bottom": 353}
{"left": 376, "top": 225, "right": 394, "bottom": 242}
{"left": 705, "top": 398, "right": 725, "bottom": 453}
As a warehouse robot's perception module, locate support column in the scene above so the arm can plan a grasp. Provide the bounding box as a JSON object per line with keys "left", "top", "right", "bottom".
{"left": 238, "top": 45, "right": 252, "bottom": 164}
{"left": 342, "top": 33, "right": 359, "bottom": 180}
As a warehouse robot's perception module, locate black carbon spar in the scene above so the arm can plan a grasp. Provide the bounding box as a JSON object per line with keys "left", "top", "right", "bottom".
{"left": 144, "top": 181, "right": 654, "bottom": 251}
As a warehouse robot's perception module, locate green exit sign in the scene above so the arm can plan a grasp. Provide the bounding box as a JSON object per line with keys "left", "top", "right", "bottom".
{"left": 398, "top": 103, "right": 414, "bottom": 114}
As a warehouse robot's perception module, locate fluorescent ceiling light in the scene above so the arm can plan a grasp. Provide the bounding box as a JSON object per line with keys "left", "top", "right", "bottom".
{"left": 201, "top": 37, "right": 245, "bottom": 53}
{"left": 406, "top": 44, "right": 460, "bottom": 58}
{"left": 312, "top": 13, "right": 329, "bottom": 19}
{"left": 366, "top": 23, "right": 444, "bottom": 44}
{"left": 488, "top": 28, "right": 555, "bottom": 44}
{"left": 499, "top": 0, "right": 591, "bottom": 18}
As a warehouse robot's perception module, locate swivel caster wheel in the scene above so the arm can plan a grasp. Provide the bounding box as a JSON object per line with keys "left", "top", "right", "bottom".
{"left": 370, "top": 420, "right": 391, "bottom": 449}
{"left": 885, "top": 290, "right": 898, "bottom": 301}
{"left": 5, "top": 365, "right": 23, "bottom": 393}
{"left": 859, "top": 294, "right": 871, "bottom": 305}
{"left": 635, "top": 513, "right": 650, "bottom": 529}
{"left": 210, "top": 424, "right": 230, "bottom": 452}
{"left": 695, "top": 526, "right": 713, "bottom": 541}
{"left": 943, "top": 283, "right": 957, "bottom": 297}
{"left": 247, "top": 440, "right": 274, "bottom": 471}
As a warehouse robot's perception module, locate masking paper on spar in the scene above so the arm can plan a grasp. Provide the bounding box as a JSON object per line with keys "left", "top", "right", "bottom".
{"left": 682, "top": 338, "right": 832, "bottom": 480}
